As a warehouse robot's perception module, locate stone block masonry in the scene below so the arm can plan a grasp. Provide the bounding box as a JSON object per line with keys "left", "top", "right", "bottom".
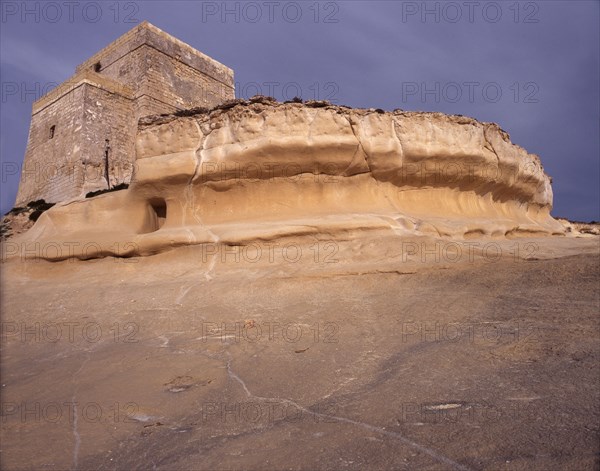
{"left": 15, "top": 21, "right": 234, "bottom": 206}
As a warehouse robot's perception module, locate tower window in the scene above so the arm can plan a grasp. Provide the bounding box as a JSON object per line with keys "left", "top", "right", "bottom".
{"left": 49, "top": 125, "right": 55, "bottom": 139}
{"left": 93, "top": 62, "right": 101, "bottom": 72}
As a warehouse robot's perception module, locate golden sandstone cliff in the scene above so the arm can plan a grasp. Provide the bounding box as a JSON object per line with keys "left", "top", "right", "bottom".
{"left": 6, "top": 97, "right": 565, "bottom": 261}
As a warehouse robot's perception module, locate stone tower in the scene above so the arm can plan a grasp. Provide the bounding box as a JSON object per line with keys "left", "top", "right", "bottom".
{"left": 15, "top": 22, "right": 234, "bottom": 206}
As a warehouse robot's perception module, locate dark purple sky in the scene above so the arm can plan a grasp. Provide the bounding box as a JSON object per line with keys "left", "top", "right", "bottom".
{"left": 1, "top": 1, "right": 598, "bottom": 220}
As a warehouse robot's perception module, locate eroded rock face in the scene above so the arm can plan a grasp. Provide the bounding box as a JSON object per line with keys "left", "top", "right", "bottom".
{"left": 5, "top": 99, "right": 565, "bottom": 260}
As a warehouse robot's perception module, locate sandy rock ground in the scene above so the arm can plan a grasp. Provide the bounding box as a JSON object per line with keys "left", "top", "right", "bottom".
{"left": 1, "top": 233, "right": 598, "bottom": 471}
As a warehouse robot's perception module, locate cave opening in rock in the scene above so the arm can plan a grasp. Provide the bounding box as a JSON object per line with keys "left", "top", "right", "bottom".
{"left": 149, "top": 198, "right": 167, "bottom": 231}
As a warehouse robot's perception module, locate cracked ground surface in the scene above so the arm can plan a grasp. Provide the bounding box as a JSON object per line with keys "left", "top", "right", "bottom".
{"left": 1, "top": 235, "right": 599, "bottom": 470}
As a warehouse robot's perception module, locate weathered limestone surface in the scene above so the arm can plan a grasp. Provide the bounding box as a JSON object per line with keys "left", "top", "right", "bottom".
{"left": 8, "top": 99, "right": 565, "bottom": 261}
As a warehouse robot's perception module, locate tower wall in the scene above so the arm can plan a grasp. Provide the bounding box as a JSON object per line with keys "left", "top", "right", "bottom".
{"left": 80, "top": 84, "right": 137, "bottom": 196}
{"left": 16, "top": 85, "right": 86, "bottom": 205}
{"left": 15, "top": 72, "right": 135, "bottom": 206}
{"left": 15, "top": 22, "right": 234, "bottom": 207}
{"left": 75, "top": 22, "right": 234, "bottom": 113}
{"left": 140, "top": 45, "right": 233, "bottom": 113}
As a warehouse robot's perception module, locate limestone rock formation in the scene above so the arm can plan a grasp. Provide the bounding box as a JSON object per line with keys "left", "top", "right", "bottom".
{"left": 7, "top": 98, "right": 566, "bottom": 261}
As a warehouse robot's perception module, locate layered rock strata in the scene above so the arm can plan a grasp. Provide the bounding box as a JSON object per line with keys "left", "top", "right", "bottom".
{"left": 6, "top": 98, "right": 565, "bottom": 260}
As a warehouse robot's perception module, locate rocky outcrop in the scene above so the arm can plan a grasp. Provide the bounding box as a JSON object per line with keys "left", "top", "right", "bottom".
{"left": 4, "top": 98, "right": 565, "bottom": 261}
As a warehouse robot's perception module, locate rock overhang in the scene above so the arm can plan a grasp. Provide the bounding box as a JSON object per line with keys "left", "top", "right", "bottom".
{"left": 5, "top": 96, "right": 565, "bottom": 261}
